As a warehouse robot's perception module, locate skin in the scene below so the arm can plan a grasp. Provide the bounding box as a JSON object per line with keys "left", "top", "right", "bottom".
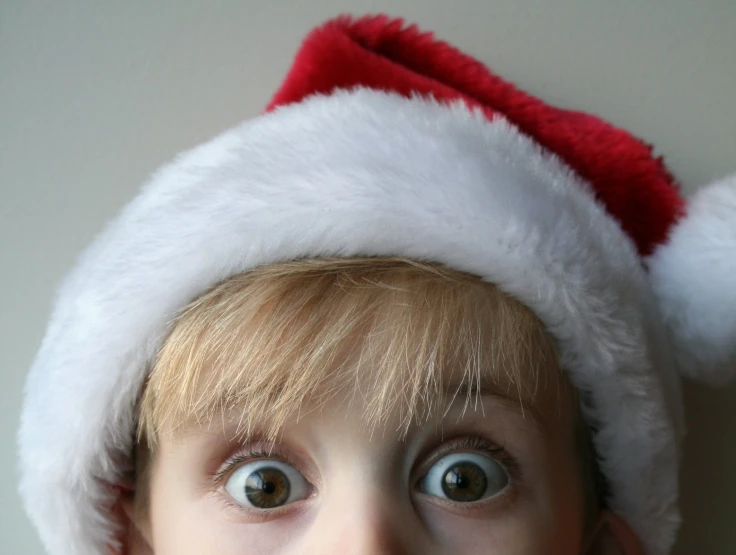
{"left": 124, "top": 369, "right": 644, "bottom": 554}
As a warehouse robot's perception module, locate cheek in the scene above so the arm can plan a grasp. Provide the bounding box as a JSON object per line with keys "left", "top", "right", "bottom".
{"left": 417, "top": 501, "right": 581, "bottom": 554}
{"left": 147, "top": 454, "right": 235, "bottom": 554}
{"left": 148, "top": 457, "right": 209, "bottom": 554}
{"left": 417, "top": 494, "right": 584, "bottom": 554}
{"left": 415, "top": 447, "right": 587, "bottom": 554}
{"left": 523, "top": 444, "right": 589, "bottom": 554}
{"left": 148, "top": 458, "right": 308, "bottom": 555}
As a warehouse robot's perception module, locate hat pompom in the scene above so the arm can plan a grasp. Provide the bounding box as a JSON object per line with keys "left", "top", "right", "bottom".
{"left": 648, "top": 174, "right": 736, "bottom": 385}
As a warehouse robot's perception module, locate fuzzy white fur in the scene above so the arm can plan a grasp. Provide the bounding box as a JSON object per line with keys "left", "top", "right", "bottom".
{"left": 19, "top": 89, "right": 684, "bottom": 555}
{"left": 648, "top": 174, "right": 736, "bottom": 385}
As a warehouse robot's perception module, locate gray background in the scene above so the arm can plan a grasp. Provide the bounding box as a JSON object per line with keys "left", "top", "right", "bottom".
{"left": 2, "top": 1, "right": 734, "bottom": 553}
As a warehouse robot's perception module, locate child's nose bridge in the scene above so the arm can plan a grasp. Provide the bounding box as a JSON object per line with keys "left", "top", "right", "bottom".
{"left": 303, "top": 477, "right": 423, "bottom": 554}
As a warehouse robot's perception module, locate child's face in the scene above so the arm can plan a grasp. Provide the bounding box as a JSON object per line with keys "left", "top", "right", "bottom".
{"left": 136, "top": 355, "right": 590, "bottom": 554}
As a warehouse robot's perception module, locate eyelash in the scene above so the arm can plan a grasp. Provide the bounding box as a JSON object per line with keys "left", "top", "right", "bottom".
{"left": 212, "top": 436, "right": 521, "bottom": 494}
{"left": 212, "top": 445, "right": 304, "bottom": 487}
{"left": 210, "top": 444, "right": 317, "bottom": 519}
{"left": 424, "top": 435, "right": 520, "bottom": 481}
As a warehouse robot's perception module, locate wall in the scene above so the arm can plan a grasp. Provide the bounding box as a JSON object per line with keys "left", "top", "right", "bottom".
{"left": 1, "top": 1, "right": 734, "bottom": 553}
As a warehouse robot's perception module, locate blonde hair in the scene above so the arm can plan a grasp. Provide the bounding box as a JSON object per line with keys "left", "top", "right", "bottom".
{"left": 138, "top": 257, "right": 566, "bottom": 449}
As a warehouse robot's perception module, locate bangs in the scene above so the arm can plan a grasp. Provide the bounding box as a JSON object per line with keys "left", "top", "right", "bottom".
{"left": 138, "top": 257, "right": 560, "bottom": 447}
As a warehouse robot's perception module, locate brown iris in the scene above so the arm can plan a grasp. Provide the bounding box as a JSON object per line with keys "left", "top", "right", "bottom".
{"left": 244, "top": 467, "right": 291, "bottom": 508}
{"left": 441, "top": 461, "right": 488, "bottom": 502}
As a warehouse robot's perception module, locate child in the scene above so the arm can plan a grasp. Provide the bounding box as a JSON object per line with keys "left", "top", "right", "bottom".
{"left": 18, "top": 14, "right": 735, "bottom": 555}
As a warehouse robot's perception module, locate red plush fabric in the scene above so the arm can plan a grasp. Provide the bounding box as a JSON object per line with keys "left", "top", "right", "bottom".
{"left": 267, "top": 15, "right": 685, "bottom": 256}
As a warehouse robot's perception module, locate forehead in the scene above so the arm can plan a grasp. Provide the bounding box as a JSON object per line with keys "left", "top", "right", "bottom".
{"left": 141, "top": 259, "right": 573, "bottom": 443}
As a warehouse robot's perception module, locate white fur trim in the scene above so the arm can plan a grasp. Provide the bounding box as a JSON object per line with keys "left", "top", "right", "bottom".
{"left": 648, "top": 174, "right": 736, "bottom": 385}
{"left": 19, "top": 89, "right": 683, "bottom": 555}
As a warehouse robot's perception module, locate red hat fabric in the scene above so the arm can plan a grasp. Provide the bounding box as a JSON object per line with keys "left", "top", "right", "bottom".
{"left": 268, "top": 15, "right": 685, "bottom": 256}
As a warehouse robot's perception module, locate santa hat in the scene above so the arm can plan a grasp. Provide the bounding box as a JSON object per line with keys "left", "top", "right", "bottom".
{"left": 18, "top": 14, "right": 736, "bottom": 555}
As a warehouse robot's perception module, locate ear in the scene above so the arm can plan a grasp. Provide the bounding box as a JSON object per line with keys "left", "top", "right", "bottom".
{"left": 120, "top": 493, "right": 154, "bottom": 555}
{"left": 584, "top": 511, "right": 645, "bottom": 555}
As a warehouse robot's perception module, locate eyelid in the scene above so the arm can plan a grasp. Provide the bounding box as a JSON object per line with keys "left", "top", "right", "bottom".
{"left": 210, "top": 436, "right": 521, "bottom": 506}
{"left": 211, "top": 443, "right": 310, "bottom": 487}
{"left": 214, "top": 487, "right": 313, "bottom": 522}
{"left": 212, "top": 441, "right": 326, "bottom": 504}
{"left": 414, "top": 435, "right": 521, "bottom": 487}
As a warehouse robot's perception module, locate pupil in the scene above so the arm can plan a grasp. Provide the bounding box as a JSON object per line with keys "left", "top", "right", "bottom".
{"left": 441, "top": 461, "right": 487, "bottom": 502}
{"left": 454, "top": 474, "right": 470, "bottom": 489}
{"left": 245, "top": 467, "right": 290, "bottom": 508}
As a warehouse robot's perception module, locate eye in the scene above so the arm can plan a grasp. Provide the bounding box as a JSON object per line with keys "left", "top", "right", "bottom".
{"left": 224, "top": 459, "right": 310, "bottom": 509}
{"left": 419, "top": 452, "right": 509, "bottom": 503}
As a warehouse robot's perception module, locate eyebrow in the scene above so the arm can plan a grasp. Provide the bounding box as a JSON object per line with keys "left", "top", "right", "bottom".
{"left": 444, "top": 376, "right": 548, "bottom": 430}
